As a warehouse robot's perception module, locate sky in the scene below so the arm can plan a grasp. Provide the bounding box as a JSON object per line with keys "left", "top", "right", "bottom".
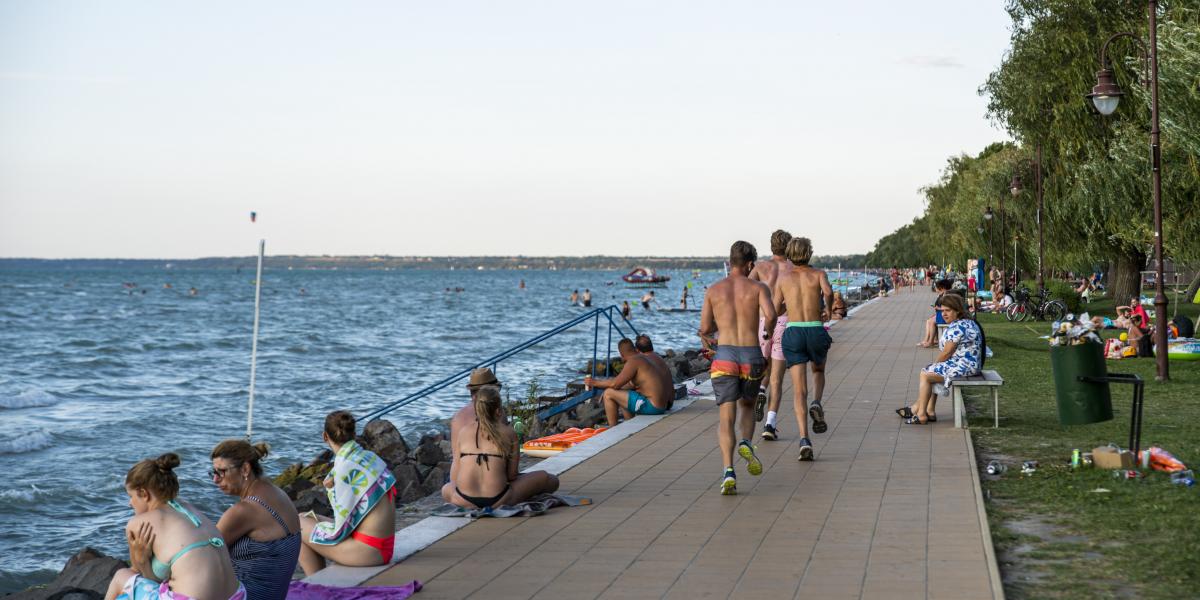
{"left": 0, "top": 1, "right": 1014, "bottom": 259}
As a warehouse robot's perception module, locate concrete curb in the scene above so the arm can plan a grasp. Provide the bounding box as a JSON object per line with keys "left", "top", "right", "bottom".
{"left": 964, "top": 428, "right": 1007, "bottom": 600}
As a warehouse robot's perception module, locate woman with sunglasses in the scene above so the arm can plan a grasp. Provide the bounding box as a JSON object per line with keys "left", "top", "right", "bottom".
{"left": 898, "top": 293, "right": 983, "bottom": 424}
{"left": 210, "top": 440, "right": 300, "bottom": 600}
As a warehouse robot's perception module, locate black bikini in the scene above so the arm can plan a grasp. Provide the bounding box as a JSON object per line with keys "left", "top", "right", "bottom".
{"left": 456, "top": 428, "right": 511, "bottom": 509}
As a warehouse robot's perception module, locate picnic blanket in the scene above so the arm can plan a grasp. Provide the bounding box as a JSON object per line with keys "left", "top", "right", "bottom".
{"left": 431, "top": 493, "right": 591, "bottom": 518}
{"left": 287, "top": 580, "right": 421, "bottom": 599}
{"left": 309, "top": 440, "right": 396, "bottom": 545}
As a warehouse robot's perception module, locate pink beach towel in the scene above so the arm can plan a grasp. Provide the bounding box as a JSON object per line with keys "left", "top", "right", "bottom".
{"left": 287, "top": 580, "right": 421, "bottom": 599}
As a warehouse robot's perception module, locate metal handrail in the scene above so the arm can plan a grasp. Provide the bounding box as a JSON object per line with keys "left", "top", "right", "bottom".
{"left": 362, "top": 305, "right": 639, "bottom": 422}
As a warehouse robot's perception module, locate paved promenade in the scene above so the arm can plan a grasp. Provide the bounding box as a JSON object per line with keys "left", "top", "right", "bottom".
{"left": 369, "top": 290, "right": 1002, "bottom": 599}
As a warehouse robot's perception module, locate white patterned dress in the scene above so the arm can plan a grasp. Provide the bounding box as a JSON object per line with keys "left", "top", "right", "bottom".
{"left": 923, "top": 319, "right": 982, "bottom": 380}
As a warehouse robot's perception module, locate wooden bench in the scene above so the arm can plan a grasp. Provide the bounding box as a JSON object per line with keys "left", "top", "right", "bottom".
{"left": 949, "top": 370, "right": 1004, "bottom": 428}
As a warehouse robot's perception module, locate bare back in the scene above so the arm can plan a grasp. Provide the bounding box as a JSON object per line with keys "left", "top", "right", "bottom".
{"left": 775, "top": 265, "right": 833, "bottom": 323}
{"left": 750, "top": 256, "right": 793, "bottom": 299}
{"left": 131, "top": 502, "right": 240, "bottom": 598}
{"left": 701, "top": 274, "right": 775, "bottom": 347}
{"left": 453, "top": 421, "right": 517, "bottom": 498}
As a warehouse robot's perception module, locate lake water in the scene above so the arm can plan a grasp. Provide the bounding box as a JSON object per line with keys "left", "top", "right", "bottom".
{"left": 0, "top": 266, "right": 723, "bottom": 591}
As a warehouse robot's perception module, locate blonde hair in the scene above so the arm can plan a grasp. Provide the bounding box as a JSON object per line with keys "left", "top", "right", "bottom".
{"left": 126, "top": 453, "right": 181, "bottom": 501}
{"left": 786, "top": 237, "right": 813, "bottom": 266}
{"left": 211, "top": 439, "right": 271, "bottom": 477}
{"left": 770, "top": 230, "right": 793, "bottom": 256}
{"left": 473, "top": 386, "right": 513, "bottom": 459}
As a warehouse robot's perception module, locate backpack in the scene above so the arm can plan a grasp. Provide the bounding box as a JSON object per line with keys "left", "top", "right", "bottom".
{"left": 1136, "top": 332, "right": 1154, "bottom": 358}
{"left": 1172, "top": 314, "right": 1194, "bottom": 339}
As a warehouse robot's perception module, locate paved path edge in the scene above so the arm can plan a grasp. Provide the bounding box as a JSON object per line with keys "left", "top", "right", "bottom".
{"left": 965, "top": 428, "right": 1007, "bottom": 600}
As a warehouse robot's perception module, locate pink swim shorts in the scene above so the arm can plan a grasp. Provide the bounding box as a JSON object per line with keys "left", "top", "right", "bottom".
{"left": 758, "top": 315, "right": 787, "bottom": 361}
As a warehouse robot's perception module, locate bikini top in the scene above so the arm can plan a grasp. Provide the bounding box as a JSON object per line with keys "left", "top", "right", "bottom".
{"left": 459, "top": 426, "right": 508, "bottom": 470}
{"left": 149, "top": 500, "right": 225, "bottom": 581}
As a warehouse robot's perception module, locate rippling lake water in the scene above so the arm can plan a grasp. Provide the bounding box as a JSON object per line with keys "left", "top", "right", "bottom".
{"left": 0, "top": 264, "right": 885, "bottom": 591}
{"left": 0, "top": 266, "right": 727, "bottom": 592}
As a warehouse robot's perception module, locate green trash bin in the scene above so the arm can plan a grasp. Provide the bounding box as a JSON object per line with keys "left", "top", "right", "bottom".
{"left": 1050, "top": 341, "right": 1113, "bottom": 425}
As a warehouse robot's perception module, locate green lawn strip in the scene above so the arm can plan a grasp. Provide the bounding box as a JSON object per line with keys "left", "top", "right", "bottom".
{"left": 960, "top": 296, "right": 1200, "bottom": 599}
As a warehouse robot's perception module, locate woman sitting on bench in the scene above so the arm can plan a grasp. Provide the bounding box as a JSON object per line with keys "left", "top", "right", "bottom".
{"left": 898, "top": 294, "right": 983, "bottom": 424}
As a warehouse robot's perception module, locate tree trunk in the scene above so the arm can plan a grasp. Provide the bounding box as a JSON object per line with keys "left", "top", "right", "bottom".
{"left": 1187, "top": 272, "right": 1200, "bottom": 304}
{"left": 1110, "top": 249, "right": 1146, "bottom": 305}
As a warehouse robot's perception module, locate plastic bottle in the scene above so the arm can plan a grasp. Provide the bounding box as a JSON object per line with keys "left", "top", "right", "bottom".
{"left": 986, "top": 461, "right": 1006, "bottom": 475}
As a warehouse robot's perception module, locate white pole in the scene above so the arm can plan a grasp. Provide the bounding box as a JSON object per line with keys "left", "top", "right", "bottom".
{"left": 247, "top": 239, "right": 264, "bottom": 440}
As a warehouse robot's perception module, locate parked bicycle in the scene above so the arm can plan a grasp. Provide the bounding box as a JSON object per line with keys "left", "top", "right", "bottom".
{"left": 1005, "top": 286, "right": 1067, "bottom": 322}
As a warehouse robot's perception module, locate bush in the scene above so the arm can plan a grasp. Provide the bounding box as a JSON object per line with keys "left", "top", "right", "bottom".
{"left": 1017, "top": 279, "right": 1082, "bottom": 314}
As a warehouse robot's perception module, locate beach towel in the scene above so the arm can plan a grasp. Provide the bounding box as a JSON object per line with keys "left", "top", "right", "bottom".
{"left": 118, "top": 576, "right": 246, "bottom": 600}
{"left": 309, "top": 440, "right": 396, "bottom": 545}
{"left": 286, "top": 580, "right": 421, "bottom": 599}
{"left": 431, "top": 493, "right": 591, "bottom": 518}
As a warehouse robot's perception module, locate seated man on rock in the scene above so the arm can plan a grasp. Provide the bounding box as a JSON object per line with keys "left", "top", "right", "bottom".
{"left": 585, "top": 338, "right": 674, "bottom": 426}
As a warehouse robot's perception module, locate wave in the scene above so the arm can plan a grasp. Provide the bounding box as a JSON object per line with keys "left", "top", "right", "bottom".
{"left": 1, "top": 389, "right": 59, "bottom": 409}
{"left": 0, "top": 431, "right": 53, "bottom": 454}
{"left": 0, "top": 484, "right": 47, "bottom": 504}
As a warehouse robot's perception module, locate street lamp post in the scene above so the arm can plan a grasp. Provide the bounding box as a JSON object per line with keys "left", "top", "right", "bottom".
{"left": 1086, "top": 0, "right": 1168, "bottom": 380}
{"left": 1009, "top": 144, "right": 1046, "bottom": 292}
{"left": 984, "top": 206, "right": 994, "bottom": 273}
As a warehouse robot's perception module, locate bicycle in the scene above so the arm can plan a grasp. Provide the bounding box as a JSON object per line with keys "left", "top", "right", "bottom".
{"left": 1006, "top": 287, "right": 1067, "bottom": 322}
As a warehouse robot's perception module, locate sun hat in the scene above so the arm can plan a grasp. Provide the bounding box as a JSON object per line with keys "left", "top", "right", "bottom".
{"left": 466, "top": 367, "right": 500, "bottom": 390}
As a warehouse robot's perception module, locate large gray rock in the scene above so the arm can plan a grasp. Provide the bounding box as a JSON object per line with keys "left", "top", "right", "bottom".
{"left": 420, "top": 465, "right": 447, "bottom": 496}
{"left": 414, "top": 438, "right": 444, "bottom": 467}
{"left": 8, "top": 547, "right": 126, "bottom": 600}
{"left": 672, "top": 357, "right": 693, "bottom": 378}
{"left": 375, "top": 442, "right": 411, "bottom": 471}
{"left": 688, "top": 357, "right": 711, "bottom": 375}
{"left": 391, "top": 463, "right": 422, "bottom": 504}
{"left": 361, "top": 419, "right": 408, "bottom": 456}
{"left": 294, "top": 486, "right": 332, "bottom": 517}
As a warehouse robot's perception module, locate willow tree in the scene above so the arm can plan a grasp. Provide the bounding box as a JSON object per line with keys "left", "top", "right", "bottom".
{"left": 981, "top": 1, "right": 1200, "bottom": 302}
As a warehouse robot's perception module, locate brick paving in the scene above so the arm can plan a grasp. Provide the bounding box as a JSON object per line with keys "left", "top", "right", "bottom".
{"left": 369, "top": 290, "right": 1001, "bottom": 599}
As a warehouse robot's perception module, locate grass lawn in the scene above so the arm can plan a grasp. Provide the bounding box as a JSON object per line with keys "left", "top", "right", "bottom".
{"left": 962, "top": 294, "right": 1200, "bottom": 599}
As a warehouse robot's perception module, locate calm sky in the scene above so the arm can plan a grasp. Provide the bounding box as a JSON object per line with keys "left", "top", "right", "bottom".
{"left": 1, "top": 1, "right": 1012, "bottom": 259}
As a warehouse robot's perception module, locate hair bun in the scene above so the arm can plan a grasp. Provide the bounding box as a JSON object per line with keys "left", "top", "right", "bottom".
{"left": 252, "top": 442, "right": 270, "bottom": 459}
{"left": 155, "top": 453, "right": 181, "bottom": 471}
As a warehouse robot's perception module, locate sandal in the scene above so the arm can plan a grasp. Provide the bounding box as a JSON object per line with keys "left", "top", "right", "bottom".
{"left": 927, "top": 415, "right": 938, "bottom": 423}
{"left": 895, "top": 407, "right": 914, "bottom": 419}
{"left": 904, "top": 415, "right": 928, "bottom": 425}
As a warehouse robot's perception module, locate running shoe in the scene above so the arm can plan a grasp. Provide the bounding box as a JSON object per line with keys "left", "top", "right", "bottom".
{"left": 720, "top": 469, "right": 737, "bottom": 495}
{"left": 738, "top": 440, "right": 763, "bottom": 476}
{"left": 761, "top": 424, "right": 778, "bottom": 441}
{"left": 753, "top": 390, "right": 767, "bottom": 422}
{"left": 798, "top": 437, "right": 814, "bottom": 461}
{"left": 809, "top": 402, "right": 827, "bottom": 434}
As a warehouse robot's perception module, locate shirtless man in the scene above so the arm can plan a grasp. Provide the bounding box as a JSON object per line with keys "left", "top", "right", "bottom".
{"left": 699, "top": 241, "right": 776, "bottom": 495}
{"left": 641, "top": 290, "right": 655, "bottom": 310}
{"left": 585, "top": 338, "right": 674, "bottom": 427}
{"left": 582, "top": 289, "right": 592, "bottom": 307}
{"left": 570, "top": 289, "right": 579, "bottom": 305}
{"left": 774, "top": 237, "right": 833, "bottom": 461}
{"left": 749, "top": 229, "right": 793, "bottom": 441}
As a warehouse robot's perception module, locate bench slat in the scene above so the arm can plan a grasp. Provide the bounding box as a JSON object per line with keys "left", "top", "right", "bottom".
{"left": 948, "top": 370, "right": 1004, "bottom": 386}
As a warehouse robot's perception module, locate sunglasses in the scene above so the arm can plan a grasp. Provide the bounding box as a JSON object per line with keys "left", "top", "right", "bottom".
{"left": 209, "top": 465, "right": 241, "bottom": 480}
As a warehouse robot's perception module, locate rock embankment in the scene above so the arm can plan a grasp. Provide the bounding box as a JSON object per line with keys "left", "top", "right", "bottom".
{"left": 7, "top": 547, "right": 127, "bottom": 600}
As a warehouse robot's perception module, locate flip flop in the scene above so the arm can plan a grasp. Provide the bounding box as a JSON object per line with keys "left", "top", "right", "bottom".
{"left": 904, "top": 415, "right": 928, "bottom": 425}
{"left": 895, "top": 407, "right": 914, "bottom": 419}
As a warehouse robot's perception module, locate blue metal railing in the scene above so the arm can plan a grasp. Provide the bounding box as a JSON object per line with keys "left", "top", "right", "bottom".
{"left": 362, "top": 305, "right": 639, "bottom": 422}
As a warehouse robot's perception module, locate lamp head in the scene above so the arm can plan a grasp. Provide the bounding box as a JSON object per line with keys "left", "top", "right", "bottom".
{"left": 984, "top": 206, "right": 993, "bottom": 220}
{"left": 977, "top": 225, "right": 985, "bottom": 235}
{"left": 1086, "top": 67, "right": 1123, "bottom": 116}
{"left": 1009, "top": 174, "right": 1022, "bottom": 197}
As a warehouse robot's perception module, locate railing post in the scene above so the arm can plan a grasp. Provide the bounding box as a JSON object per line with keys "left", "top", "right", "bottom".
{"left": 592, "top": 312, "right": 600, "bottom": 379}
{"left": 606, "top": 308, "right": 613, "bottom": 376}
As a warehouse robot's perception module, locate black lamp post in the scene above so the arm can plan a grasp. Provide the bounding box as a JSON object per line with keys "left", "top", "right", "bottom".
{"left": 1009, "top": 147, "right": 1046, "bottom": 293}
{"left": 983, "top": 206, "right": 994, "bottom": 272}
{"left": 1086, "top": 1, "right": 1168, "bottom": 380}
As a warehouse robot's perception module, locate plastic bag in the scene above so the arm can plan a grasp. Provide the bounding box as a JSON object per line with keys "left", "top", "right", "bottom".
{"left": 1149, "top": 446, "right": 1188, "bottom": 473}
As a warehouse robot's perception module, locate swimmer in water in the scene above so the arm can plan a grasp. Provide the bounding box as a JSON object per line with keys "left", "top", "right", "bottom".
{"left": 189, "top": 287, "right": 199, "bottom": 296}
{"left": 641, "top": 291, "right": 655, "bottom": 310}
{"left": 622, "top": 301, "right": 632, "bottom": 319}
{"left": 570, "top": 290, "right": 579, "bottom": 305}
{"left": 519, "top": 279, "right": 526, "bottom": 290}
{"left": 582, "top": 289, "right": 592, "bottom": 307}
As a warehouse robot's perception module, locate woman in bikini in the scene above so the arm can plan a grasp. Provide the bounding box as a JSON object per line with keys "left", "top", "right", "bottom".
{"left": 443, "top": 386, "right": 559, "bottom": 510}
{"left": 105, "top": 453, "right": 245, "bottom": 600}
{"left": 298, "top": 411, "right": 397, "bottom": 575}
{"left": 211, "top": 439, "right": 300, "bottom": 600}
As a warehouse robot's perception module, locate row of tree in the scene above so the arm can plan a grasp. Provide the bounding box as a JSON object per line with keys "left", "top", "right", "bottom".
{"left": 865, "top": 1, "right": 1199, "bottom": 303}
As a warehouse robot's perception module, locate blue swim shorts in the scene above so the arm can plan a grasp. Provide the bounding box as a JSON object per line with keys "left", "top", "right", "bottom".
{"left": 626, "top": 390, "right": 666, "bottom": 415}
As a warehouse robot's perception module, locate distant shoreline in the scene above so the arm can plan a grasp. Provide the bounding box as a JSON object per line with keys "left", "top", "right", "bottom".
{"left": 0, "top": 254, "right": 869, "bottom": 271}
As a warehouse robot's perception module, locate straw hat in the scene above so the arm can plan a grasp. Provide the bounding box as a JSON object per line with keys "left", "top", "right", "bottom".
{"left": 466, "top": 367, "right": 500, "bottom": 390}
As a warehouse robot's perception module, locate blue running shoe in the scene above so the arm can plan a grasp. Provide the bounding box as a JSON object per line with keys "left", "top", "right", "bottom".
{"left": 720, "top": 469, "right": 737, "bottom": 495}
{"left": 798, "top": 437, "right": 814, "bottom": 461}
{"left": 738, "top": 440, "right": 763, "bottom": 476}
